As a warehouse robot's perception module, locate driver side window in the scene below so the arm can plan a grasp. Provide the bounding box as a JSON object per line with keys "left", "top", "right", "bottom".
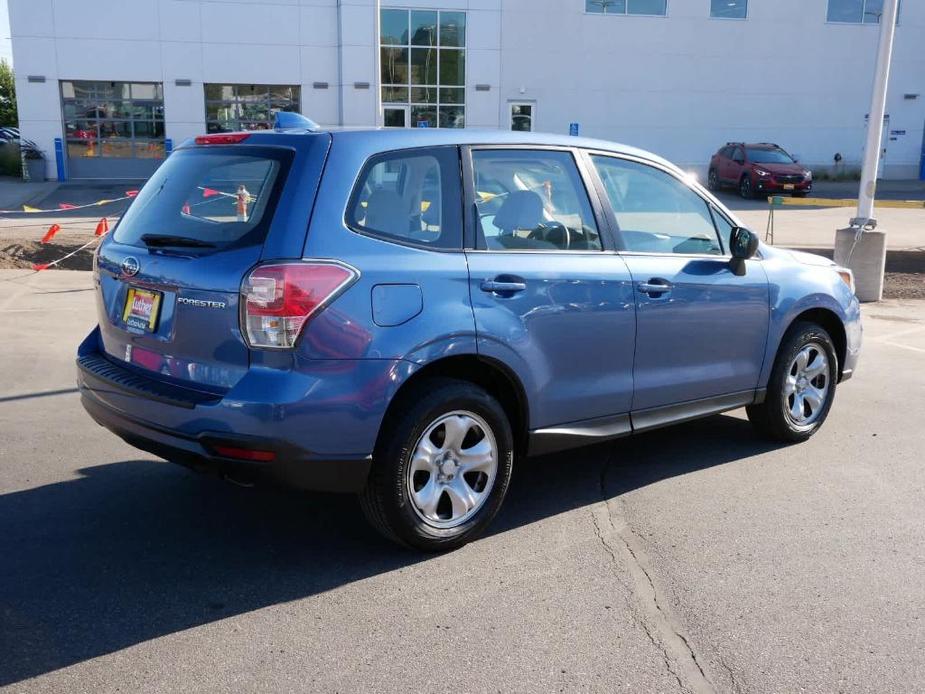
{"left": 471, "top": 149, "right": 602, "bottom": 251}
{"left": 591, "top": 155, "right": 723, "bottom": 256}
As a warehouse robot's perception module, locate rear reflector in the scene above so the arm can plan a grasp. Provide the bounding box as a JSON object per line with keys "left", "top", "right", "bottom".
{"left": 195, "top": 133, "right": 251, "bottom": 145}
{"left": 241, "top": 261, "right": 358, "bottom": 349}
{"left": 212, "top": 445, "right": 276, "bottom": 462}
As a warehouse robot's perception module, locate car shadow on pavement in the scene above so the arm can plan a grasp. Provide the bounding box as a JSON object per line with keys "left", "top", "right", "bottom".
{"left": 0, "top": 413, "right": 777, "bottom": 685}
{"left": 494, "top": 413, "right": 779, "bottom": 535}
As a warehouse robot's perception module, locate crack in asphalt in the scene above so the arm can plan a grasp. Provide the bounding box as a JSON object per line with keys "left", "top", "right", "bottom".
{"left": 592, "top": 457, "right": 717, "bottom": 694}
{"left": 715, "top": 655, "right": 744, "bottom": 694}
{"left": 590, "top": 507, "right": 687, "bottom": 692}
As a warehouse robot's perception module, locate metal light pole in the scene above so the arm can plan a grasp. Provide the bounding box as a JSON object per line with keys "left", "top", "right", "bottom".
{"left": 854, "top": 0, "right": 900, "bottom": 227}
{"left": 374, "top": 0, "right": 383, "bottom": 127}
{"left": 834, "top": 0, "right": 900, "bottom": 302}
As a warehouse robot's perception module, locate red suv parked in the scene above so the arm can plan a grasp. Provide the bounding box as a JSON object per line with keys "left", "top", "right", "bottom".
{"left": 708, "top": 143, "right": 812, "bottom": 199}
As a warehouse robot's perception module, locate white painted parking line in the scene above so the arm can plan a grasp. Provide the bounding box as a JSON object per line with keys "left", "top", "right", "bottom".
{"left": 867, "top": 326, "right": 925, "bottom": 342}
{"left": 880, "top": 341, "right": 925, "bottom": 354}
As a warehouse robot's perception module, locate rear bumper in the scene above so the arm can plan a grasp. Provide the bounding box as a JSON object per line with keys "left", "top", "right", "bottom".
{"left": 80, "top": 390, "right": 371, "bottom": 492}
{"left": 76, "top": 327, "right": 413, "bottom": 493}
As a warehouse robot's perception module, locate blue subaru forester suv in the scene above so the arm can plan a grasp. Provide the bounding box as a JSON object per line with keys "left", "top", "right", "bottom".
{"left": 78, "top": 115, "right": 861, "bottom": 551}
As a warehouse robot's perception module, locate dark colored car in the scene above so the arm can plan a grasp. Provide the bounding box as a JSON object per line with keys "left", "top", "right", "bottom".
{"left": 708, "top": 143, "right": 813, "bottom": 199}
{"left": 77, "top": 115, "right": 860, "bottom": 551}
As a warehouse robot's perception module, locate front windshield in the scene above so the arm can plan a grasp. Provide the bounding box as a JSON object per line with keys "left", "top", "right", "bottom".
{"left": 746, "top": 148, "right": 795, "bottom": 165}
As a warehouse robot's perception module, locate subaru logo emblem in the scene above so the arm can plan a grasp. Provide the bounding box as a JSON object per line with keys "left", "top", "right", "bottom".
{"left": 121, "top": 257, "right": 140, "bottom": 277}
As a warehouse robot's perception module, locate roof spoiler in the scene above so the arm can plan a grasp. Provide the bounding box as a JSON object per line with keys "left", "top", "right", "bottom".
{"left": 274, "top": 112, "right": 320, "bottom": 132}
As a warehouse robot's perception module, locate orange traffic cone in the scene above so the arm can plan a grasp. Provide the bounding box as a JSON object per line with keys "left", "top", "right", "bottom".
{"left": 95, "top": 217, "right": 110, "bottom": 236}
{"left": 41, "top": 224, "right": 61, "bottom": 244}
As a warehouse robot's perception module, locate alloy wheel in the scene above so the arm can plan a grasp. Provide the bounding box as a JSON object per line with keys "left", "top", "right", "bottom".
{"left": 783, "top": 342, "right": 830, "bottom": 429}
{"left": 407, "top": 411, "right": 499, "bottom": 529}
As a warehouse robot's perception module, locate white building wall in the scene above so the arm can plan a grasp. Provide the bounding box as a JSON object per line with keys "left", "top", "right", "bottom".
{"left": 499, "top": 0, "right": 925, "bottom": 178}
{"left": 9, "top": 0, "right": 925, "bottom": 180}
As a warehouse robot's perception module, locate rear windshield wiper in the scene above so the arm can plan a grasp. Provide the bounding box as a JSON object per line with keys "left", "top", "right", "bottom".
{"left": 140, "top": 234, "right": 216, "bottom": 248}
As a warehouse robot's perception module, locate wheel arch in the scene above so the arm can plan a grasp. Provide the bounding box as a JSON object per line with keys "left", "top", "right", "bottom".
{"left": 376, "top": 354, "right": 530, "bottom": 458}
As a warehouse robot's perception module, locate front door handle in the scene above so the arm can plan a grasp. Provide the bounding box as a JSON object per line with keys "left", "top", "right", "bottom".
{"left": 638, "top": 279, "right": 673, "bottom": 297}
{"left": 481, "top": 277, "right": 527, "bottom": 294}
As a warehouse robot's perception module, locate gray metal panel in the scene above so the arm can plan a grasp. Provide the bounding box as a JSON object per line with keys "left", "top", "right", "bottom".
{"left": 67, "top": 157, "right": 164, "bottom": 180}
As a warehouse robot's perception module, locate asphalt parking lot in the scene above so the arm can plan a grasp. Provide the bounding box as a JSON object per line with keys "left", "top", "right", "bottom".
{"left": 1, "top": 269, "right": 923, "bottom": 693}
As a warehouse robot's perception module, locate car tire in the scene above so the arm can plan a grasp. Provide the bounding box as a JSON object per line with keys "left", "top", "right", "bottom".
{"left": 739, "top": 175, "right": 754, "bottom": 199}
{"left": 360, "top": 378, "right": 514, "bottom": 552}
{"left": 708, "top": 169, "right": 719, "bottom": 191}
{"left": 747, "top": 322, "right": 838, "bottom": 443}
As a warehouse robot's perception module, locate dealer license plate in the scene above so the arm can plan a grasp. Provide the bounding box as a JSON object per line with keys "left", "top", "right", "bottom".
{"left": 122, "top": 287, "right": 162, "bottom": 332}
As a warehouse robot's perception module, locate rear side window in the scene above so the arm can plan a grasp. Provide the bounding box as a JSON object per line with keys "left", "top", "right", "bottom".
{"left": 347, "top": 146, "right": 462, "bottom": 249}
{"left": 114, "top": 146, "right": 293, "bottom": 249}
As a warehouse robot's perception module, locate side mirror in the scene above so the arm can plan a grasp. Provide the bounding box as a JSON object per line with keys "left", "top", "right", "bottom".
{"left": 730, "top": 227, "right": 759, "bottom": 259}
{"left": 729, "top": 227, "right": 759, "bottom": 276}
{"left": 792, "top": 153, "right": 801, "bottom": 163}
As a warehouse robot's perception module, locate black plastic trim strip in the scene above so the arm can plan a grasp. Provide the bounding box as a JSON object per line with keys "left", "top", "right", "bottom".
{"left": 526, "top": 389, "right": 762, "bottom": 457}
{"left": 631, "top": 390, "right": 759, "bottom": 433}
{"left": 528, "top": 413, "right": 632, "bottom": 456}
{"left": 77, "top": 353, "right": 221, "bottom": 410}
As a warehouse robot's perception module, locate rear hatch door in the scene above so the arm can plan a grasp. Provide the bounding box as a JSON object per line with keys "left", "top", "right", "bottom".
{"left": 94, "top": 135, "right": 329, "bottom": 391}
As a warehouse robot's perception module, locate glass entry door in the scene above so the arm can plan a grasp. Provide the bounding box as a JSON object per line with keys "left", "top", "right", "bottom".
{"left": 383, "top": 106, "right": 410, "bottom": 128}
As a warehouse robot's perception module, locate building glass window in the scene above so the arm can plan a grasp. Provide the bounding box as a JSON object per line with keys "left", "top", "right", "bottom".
{"left": 827, "top": 0, "right": 900, "bottom": 23}
{"left": 204, "top": 84, "right": 301, "bottom": 133}
{"left": 711, "top": 0, "right": 748, "bottom": 19}
{"left": 380, "top": 9, "right": 466, "bottom": 128}
{"left": 510, "top": 103, "right": 534, "bottom": 132}
{"left": 61, "top": 81, "right": 165, "bottom": 159}
{"left": 585, "top": 0, "right": 667, "bottom": 16}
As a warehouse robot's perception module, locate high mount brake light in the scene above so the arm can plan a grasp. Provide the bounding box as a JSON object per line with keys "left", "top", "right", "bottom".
{"left": 241, "top": 262, "right": 358, "bottom": 349}
{"left": 195, "top": 133, "right": 251, "bottom": 145}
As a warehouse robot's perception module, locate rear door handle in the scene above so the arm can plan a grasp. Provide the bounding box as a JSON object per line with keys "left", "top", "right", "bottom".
{"left": 638, "top": 279, "right": 673, "bottom": 296}
{"left": 481, "top": 278, "right": 527, "bottom": 294}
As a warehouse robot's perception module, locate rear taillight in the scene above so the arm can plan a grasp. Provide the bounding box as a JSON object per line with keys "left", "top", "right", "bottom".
{"left": 195, "top": 133, "right": 251, "bottom": 145}
{"left": 241, "top": 261, "right": 358, "bottom": 349}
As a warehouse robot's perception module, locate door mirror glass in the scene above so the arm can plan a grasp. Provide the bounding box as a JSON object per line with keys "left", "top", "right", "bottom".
{"left": 729, "top": 227, "right": 759, "bottom": 259}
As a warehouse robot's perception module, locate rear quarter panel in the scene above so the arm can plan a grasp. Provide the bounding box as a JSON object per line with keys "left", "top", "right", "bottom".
{"left": 299, "top": 133, "right": 478, "bottom": 366}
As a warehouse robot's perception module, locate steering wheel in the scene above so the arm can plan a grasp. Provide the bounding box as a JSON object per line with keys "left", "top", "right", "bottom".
{"left": 528, "top": 221, "right": 571, "bottom": 249}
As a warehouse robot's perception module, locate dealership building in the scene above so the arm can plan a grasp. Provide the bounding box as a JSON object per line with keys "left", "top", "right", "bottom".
{"left": 9, "top": 0, "right": 925, "bottom": 181}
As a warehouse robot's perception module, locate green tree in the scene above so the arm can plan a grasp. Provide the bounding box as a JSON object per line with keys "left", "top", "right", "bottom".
{"left": 0, "top": 59, "right": 18, "bottom": 128}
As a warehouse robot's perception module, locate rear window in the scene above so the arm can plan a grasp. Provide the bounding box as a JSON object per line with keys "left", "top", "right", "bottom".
{"left": 113, "top": 146, "right": 293, "bottom": 249}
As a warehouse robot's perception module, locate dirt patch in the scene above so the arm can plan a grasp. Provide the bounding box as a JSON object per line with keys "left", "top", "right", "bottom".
{"left": 0, "top": 236, "right": 97, "bottom": 271}
{"left": 883, "top": 273, "right": 925, "bottom": 300}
